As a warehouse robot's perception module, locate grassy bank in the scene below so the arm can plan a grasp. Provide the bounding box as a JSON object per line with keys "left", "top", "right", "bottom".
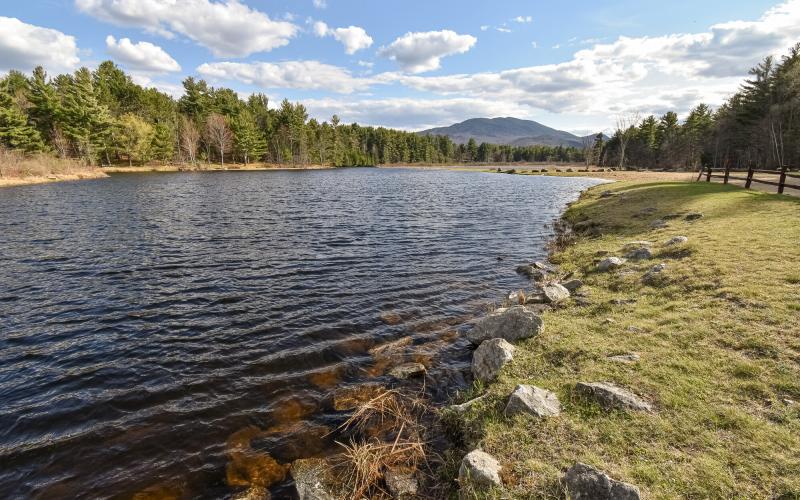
{"left": 454, "top": 181, "right": 800, "bottom": 497}
{"left": 0, "top": 149, "right": 107, "bottom": 187}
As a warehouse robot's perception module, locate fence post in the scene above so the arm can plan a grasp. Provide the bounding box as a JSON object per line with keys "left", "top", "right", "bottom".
{"left": 705, "top": 165, "right": 712, "bottom": 182}
{"left": 745, "top": 166, "right": 754, "bottom": 189}
{"left": 723, "top": 161, "right": 730, "bottom": 184}
{"left": 778, "top": 165, "right": 788, "bottom": 194}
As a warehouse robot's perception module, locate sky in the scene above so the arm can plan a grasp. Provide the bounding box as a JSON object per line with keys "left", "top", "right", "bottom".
{"left": 1, "top": 0, "right": 799, "bottom": 134}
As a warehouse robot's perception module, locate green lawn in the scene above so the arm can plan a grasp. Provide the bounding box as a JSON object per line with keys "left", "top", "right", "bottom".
{"left": 453, "top": 181, "right": 800, "bottom": 498}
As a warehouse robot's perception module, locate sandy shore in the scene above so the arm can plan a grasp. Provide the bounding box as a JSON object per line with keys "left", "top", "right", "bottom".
{"left": 0, "top": 170, "right": 108, "bottom": 188}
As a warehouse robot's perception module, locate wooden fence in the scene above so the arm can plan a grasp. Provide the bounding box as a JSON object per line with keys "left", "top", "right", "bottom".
{"left": 697, "top": 164, "right": 800, "bottom": 194}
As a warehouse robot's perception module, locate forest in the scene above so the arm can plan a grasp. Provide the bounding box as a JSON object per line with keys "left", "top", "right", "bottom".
{"left": 596, "top": 43, "right": 800, "bottom": 172}
{"left": 0, "top": 62, "right": 583, "bottom": 168}
{"left": 1, "top": 43, "right": 798, "bottom": 170}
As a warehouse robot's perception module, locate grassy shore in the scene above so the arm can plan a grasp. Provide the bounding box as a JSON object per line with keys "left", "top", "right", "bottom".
{"left": 102, "top": 162, "right": 335, "bottom": 173}
{"left": 0, "top": 149, "right": 107, "bottom": 187}
{"left": 453, "top": 181, "right": 800, "bottom": 497}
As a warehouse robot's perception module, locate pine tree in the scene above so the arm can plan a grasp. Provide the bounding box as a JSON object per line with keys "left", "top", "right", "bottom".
{"left": 0, "top": 83, "right": 46, "bottom": 153}
{"left": 232, "top": 112, "right": 267, "bottom": 165}
{"left": 59, "top": 68, "right": 112, "bottom": 163}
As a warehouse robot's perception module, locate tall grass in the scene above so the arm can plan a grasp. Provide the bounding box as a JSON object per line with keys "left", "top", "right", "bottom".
{"left": 0, "top": 148, "right": 95, "bottom": 178}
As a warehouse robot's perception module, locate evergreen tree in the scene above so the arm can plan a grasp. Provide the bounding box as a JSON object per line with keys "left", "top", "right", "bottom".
{"left": 0, "top": 83, "right": 46, "bottom": 153}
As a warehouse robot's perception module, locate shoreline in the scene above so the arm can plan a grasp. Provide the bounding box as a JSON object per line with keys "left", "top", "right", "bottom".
{"left": 0, "top": 170, "right": 108, "bottom": 188}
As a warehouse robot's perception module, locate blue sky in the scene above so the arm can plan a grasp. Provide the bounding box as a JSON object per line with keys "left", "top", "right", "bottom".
{"left": 1, "top": 0, "right": 797, "bottom": 133}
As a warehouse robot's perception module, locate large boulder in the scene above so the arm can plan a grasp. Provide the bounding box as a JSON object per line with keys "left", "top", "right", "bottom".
{"left": 597, "top": 257, "right": 626, "bottom": 272}
{"left": 384, "top": 467, "right": 418, "bottom": 499}
{"left": 504, "top": 385, "right": 561, "bottom": 418}
{"left": 466, "top": 306, "right": 544, "bottom": 344}
{"left": 575, "top": 382, "right": 652, "bottom": 412}
{"left": 389, "top": 362, "right": 426, "bottom": 379}
{"left": 542, "top": 283, "right": 571, "bottom": 303}
{"left": 291, "top": 458, "right": 337, "bottom": 500}
{"left": 563, "top": 463, "right": 640, "bottom": 499}
{"left": 472, "top": 339, "right": 515, "bottom": 382}
{"left": 458, "top": 450, "right": 502, "bottom": 488}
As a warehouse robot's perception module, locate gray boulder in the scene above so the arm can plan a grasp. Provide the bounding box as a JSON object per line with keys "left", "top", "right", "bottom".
{"left": 515, "top": 265, "right": 547, "bottom": 281}
{"left": 664, "top": 236, "right": 688, "bottom": 246}
{"left": 607, "top": 353, "right": 640, "bottom": 364}
{"left": 575, "top": 382, "right": 652, "bottom": 412}
{"left": 458, "top": 450, "right": 502, "bottom": 488}
{"left": 542, "top": 283, "right": 571, "bottom": 303}
{"left": 384, "top": 467, "right": 418, "bottom": 499}
{"left": 563, "top": 463, "right": 640, "bottom": 499}
{"left": 388, "top": 362, "right": 426, "bottom": 379}
{"left": 562, "top": 279, "right": 584, "bottom": 292}
{"left": 472, "top": 339, "right": 516, "bottom": 383}
{"left": 597, "top": 257, "right": 626, "bottom": 272}
{"left": 650, "top": 219, "right": 668, "bottom": 229}
{"left": 624, "top": 247, "right": 652, "bottom": 261}
{"left": 466, "top": 305, "right": 544, "bottom": 344}
{"left": 504, "top": 385, "right": 561, "bottom": 418}
{"left": 291, "top": 459, "right": 336, "bottom": 500}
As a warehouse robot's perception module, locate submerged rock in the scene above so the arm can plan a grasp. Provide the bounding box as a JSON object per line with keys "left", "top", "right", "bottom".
{"left": 472, "top": 338, "right": 515, "bottom": 383}
{"left": 388, "top": 362, "right": 426, "bottom": 379}
{"left": 466, "top": 305, "right": 544, "bottom": 344}
{"left": 575, "top": 382, "right": 653, "bottom": 412}
{"left": 542, "top": 283, "right": 571, "bottom": 303}
{"left": 563, "top": 462, "right": 641, "bottom": 500}
{"left": 458, "top": 450, "right": 502, "bottom": 488}
{"left": 597, "top": 257, "right": 626, "bottom": 272}
{"left": 504, "top": 385, "right": 561, "bottom": 418}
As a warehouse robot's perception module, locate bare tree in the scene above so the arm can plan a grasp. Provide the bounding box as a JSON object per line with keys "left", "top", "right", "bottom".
{"left": 582, "top": 135, "right": 594, "bottom": 168}
{"left": 180, "top": 116, "right": 200, "bottom": 166}
{"left": 51, "top": 125, "right": 70, "bottom": 159}
{"left": 616, "top": 112, "right": 641, "bottom": 170}
{"left": 205, "top": 113, "right": 233, "bottom": 166}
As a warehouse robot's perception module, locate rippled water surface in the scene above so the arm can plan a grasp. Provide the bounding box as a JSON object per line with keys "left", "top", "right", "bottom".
{"left": 0, "top": 168, "right": 603, "bottom": 498}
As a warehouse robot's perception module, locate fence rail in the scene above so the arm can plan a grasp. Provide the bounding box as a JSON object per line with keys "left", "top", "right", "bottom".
{"left": 697, "top": 164, "right": 799, "bottom": 194}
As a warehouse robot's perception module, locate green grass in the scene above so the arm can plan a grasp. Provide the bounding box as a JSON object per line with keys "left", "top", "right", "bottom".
{"left": 453, "top": 181, "right": 800, "bottom": 498}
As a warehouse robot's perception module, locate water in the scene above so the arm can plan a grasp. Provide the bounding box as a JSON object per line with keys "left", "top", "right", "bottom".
{"left": 0, "top": 168, "right": 603, "bottom": 498}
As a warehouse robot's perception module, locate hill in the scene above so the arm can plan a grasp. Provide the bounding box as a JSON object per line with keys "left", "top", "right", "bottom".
{"left": 419, "top": 117, "right": 601, "bottom": 148}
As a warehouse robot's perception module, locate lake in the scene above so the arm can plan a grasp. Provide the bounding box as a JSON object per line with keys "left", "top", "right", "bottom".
{"left": 0, "top": 168, "right": 604, "bottom": 498}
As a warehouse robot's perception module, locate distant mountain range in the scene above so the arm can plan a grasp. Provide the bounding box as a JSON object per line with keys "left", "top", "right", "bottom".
{"left": 419, "top": 117, "right": 603, "bottom": 148}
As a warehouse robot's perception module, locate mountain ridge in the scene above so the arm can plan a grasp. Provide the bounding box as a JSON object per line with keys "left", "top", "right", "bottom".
{"left": 419, "top": 117, "right": 601, "bottom": 148}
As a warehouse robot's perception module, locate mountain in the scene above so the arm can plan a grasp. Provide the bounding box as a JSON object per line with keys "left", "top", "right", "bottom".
{"left": 419, "top": 117, "right": 600, "bottom": 148}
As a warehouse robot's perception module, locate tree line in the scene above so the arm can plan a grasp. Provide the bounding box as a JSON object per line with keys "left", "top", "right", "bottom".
{"left": 596, "top": 43, "right": 800, "bottom": 171}
{"left": 0, "top": 61, "right": 584, "bottom": 168}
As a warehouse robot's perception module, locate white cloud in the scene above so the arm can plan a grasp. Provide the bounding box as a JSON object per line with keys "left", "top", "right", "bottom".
{"left": 0, "top": 17, "right": 80, "bottom": 73}
{"left": 496, "top": 27, "right": 512, "bottom": 33}
{"left": 197, "top": 60, "right": 373, "bottom": 93}
{"left": 513, "top": 16, "right": 532, "bottom": 23}
{"left": 75, "top": 0, "right": 298, "bottom": 57}
{"left": 313, "top": 21, "right": 373, "bottom": 54}
{"left": 313, "top": 0, "right": 327, "bottom": 8}
{"left": 129, "top": 73, "right": 184, "bottom": 97}
{"left": 105, "top": 35, "right": 180, "bottom": 73}
{"left": 378, "top": 30, "right": 477, "bottom": 73}
{"left": 480, "top": 25, "right": 489, "bottom": 32}
{"left": 531, "top": 41, "right": 538, "bottom": 48}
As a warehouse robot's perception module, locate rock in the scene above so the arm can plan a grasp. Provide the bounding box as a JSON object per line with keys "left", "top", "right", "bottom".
{"left": 389, "top": 362, "right": 426, "bottom": 379}
{"left": 504, "top": 385, "right": 561, "bottom": 418}
{"left": 622, "top": 241, "right": 653, "bottom": 250}
{"left": 515, "top": 265, "right": 547, "bottom": 281}
{"left": 650, "top": 219, "right": 668, "bottom": 229}
{"left": 563, "top": 463, "right": 641, "bottom": 500}
{"left": 685, "top": 212, "right": 704, "bottom": 221}
{"left": 642, "top": 263, "right": 667, "bottom": 284}
{"left": 561, "top": 279, "right": 584, "bottom": 292}
{"left": 458, "top": 450, "right": 502, "bottom": 488}
{"left": 524, "top": 293, "right": 546, "bottom": 304}
{"left": 607, "top": 353, "right": 640, "bottom": 364}
{"left": 600, "top": 190, "right": 615, "bottom": 198}
{"left": 291, "top": 458, "right": 337, "bottom": 500}
{"left": 384, "top": 467, "right": 418, "bottom": 499}
{"left": 450, "top": 394, "right": 488, "bottom": 414}
{"left": 574, "top": 297, "right": 591, "bottom": 307}
{"left": 232, "top": 486, "right": 270, "bottom": 500}
{"left": 575, "top": 382, "right": 653, "bottom": 412}
{"left": 624, "top": 247, "right": 652, "bottom": 261}
{"left": 472, "top": 339, "right": 516, "bottom": 382}
{"left": 466, "top": 305, "right": 544, "bottom": 344}
{"left": 664, "top": 236, "right": 688, "bottom": 246}
{"left": 542, "top": 283, "right": 571, "bottom": 303}
{"left": 532, "top": 261, "right": 555, "bottom": 272}
{"left": 597, "top": 257, "right": 626, "bottom": 272}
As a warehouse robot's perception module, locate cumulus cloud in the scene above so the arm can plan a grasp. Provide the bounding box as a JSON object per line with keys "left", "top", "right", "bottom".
{"left": 313, "top": 21, "right": 373, "bottom": 54}
{"left": 105, "top": 35, "right": 180, "bottom": 73}
{"left": 513, "top": 16, "right": 532, "bottom": 23}
{"left": 75, "top": 0, "right": 298, "bottom": 57}
{"left": 313, "top": 0, "right": 327, "bottom": 8}
{"left": 378, "top": 30, "right": 477, "bottom": 73}
{"left": 197, "top": 60, "right": 373, "bottom": 94}
{"left": 0, "top": 17, "right": 80, "bottom": 72}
